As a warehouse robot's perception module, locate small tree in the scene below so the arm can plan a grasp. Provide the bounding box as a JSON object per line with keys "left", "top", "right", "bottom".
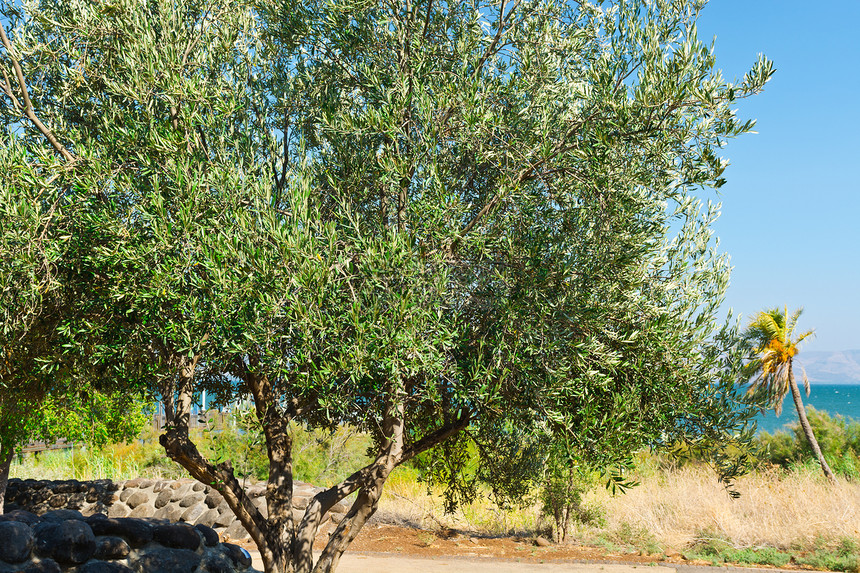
{"left": 539, "top": 450, "right": 605, "bottom": 543}
{"left": 2, "top": 0, "right": 771, "bottom": 571}
{"left": 742, "top": 307, "right": 836, "bottom": 483}
{"left": 0, "top": 388, "right": 148, "bottom": 509}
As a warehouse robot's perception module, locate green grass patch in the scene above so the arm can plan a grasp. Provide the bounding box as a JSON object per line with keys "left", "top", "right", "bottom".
{"left": 684, "top": 531, "right": 860, "bottom": 572}
{"left": 795, "top": 538, "right": 860, "bottom": 573}
{"left": 684, "top": 530, "right": 791, "bottom": 568}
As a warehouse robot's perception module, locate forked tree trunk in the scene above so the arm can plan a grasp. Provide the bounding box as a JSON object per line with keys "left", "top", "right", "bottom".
{"left": 0, "top": 446, "right": 13, "bottom": 515}
{"left": 158, "top": 355, "right": 292, "bottom": 573}
{"left": 309, "top": 454, "right": 397, "bottom": 573}
{"left": 788, "top": 364, "right": 836, "bottom": 484}
{"left": 158, "top": 350, "right": 470, "bottom": 573}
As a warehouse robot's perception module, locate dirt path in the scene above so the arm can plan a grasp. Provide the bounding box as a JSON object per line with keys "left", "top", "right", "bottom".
{"left": 246, "top": 549, "right": 803, "bottom": 573}
{"left": 305, "top": 555, "right": 676, "bottom": 573}
{"left": 239, "top": 524, "right": 807, "bottom": 573}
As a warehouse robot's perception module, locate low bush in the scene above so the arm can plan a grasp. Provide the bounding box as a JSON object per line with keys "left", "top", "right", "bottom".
{"left": 755, "top": 408, "right": 860, "bottom": 478}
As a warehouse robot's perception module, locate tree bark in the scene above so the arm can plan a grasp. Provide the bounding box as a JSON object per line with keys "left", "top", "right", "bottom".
{"left": 158, "top": 353, "right": 282, "bottom": 572}
{"left": 0, "top": 445, "right": 13, "bottom": 515}
{"left": 788, "top": 362, "right": 836, "bottom": 484}
{"left": 306, "top": 398, "right": 406, "bottom": 573}
{"left": 311, "top": 484, "right": 384, "bottom": 573}
{"left": 293, "top": 469, "right": 363, "bottom": 573}
{"left": 246, "top": 368, "right": 294, "bottom": 573}
{"left": 160, "top": 350, "right": 471, "bottom": 573}
{"left": 310, "top": 450, "right": 398, "bottom": 572}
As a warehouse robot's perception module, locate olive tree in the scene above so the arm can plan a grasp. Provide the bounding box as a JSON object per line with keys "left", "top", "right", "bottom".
{"left": 0, "top": 140, "right": 146, "bottom": 511}
{"left": 1, "top": 0, "right": 771, "bottom": 571}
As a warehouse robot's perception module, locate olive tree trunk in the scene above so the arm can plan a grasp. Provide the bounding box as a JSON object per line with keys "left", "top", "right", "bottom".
{"left": 157, "top": 350, "right": 469, "bottom": 573}
{"left": 788, "top": 363, "right": 836, "bottom": 484}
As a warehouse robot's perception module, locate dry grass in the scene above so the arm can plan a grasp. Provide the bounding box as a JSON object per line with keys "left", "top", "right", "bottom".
{"left": 588, "top": 463, "right": 860, "bottom": 551}
{"left": 377, "top": 461, "right": 860, "bottom": 555}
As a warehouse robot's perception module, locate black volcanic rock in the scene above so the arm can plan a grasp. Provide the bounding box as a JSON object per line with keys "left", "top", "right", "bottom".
{"left": 0, "top": 521, "right": 34, "bottom": 563}
{"left": 33, "top": 520, "right": 96, "bottom": 564}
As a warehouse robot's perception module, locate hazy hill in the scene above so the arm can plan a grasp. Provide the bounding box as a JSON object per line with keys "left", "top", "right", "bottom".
{"left": 797, "top": 350, "right": 860, "bottom": 384}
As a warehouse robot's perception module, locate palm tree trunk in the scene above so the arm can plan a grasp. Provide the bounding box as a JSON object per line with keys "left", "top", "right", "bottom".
{"left": 788, "top": 364, "right": 836, "bottom": 484}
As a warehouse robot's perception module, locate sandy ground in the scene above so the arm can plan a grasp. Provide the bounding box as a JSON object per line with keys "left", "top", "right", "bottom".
{"left": 246, "top": 549, "right": 805, "bottom": 573}
{"left": 278, "top": 554, "right": 676, "bottom": 573}
{"left": 238, "top": 524, "right": 808, "bottom": 573}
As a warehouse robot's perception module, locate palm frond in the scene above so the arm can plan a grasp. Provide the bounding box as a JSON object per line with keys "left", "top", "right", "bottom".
{"left": 786, "top": 307, "right": 803, "bottom": 338}
{"left": 740, "top": 306, "right": 815, "bottom": 416}
{"left": 799, "top": 362, "right": 810, "bottom": 397}
{"left": 795, "top": 329, "right": 814, "bottom": 345}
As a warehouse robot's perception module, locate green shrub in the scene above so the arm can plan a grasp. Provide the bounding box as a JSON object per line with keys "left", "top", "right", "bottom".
{"left": 754, "top": 408, "right": 860, "bottom": 479}
{"left": 726, "top": 546, "right": 791, "bottom": 567}
{"left": 755, "top": 430, "right": 797, "bottom": 467}
{"left": 290, "top": 424, "right": 371, "bottom": 486}
{"left": 686, "top": 530, "right": 791, "bottom": 568}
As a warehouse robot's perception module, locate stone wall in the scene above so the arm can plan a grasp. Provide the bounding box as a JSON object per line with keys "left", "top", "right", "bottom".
{"left": 0, "top": 509, "right": 255, "bottom": 573}
{"left": 3, "top": 479, "right": 350, "bottom": 544}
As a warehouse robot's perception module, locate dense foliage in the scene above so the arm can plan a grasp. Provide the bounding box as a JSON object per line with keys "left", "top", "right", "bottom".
{"left": 0, "top": 130, "right": 146, "bottom": 511}
{"left": 1, "top": 0, "right": 770, "bottom": 571}
{"left": 756, "top": 408, "right": 860, "bottom": 479}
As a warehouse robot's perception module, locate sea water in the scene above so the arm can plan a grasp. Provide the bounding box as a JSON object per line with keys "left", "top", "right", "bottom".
{"left": 753, "top": 383, "right": 860, "bottom": 434}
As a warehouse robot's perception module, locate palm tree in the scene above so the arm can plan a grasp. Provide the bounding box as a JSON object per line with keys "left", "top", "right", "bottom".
{"left": 742, "top": 306, "right": 835, "bottom": 483}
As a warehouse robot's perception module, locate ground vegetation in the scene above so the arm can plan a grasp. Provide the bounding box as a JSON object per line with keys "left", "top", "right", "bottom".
{"left": 11, "top": 441, "right": 860, "bottom": 573}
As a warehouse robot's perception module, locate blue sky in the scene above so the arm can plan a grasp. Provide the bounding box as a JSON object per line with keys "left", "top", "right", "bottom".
{"left": 694, "top": 0, "right": 860, "bottom": 352}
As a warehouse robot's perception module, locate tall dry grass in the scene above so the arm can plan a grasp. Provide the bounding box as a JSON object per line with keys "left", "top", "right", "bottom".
{"left": 588, "top": 463, "right": 860, "bottom": 551}
{"left": 377, "top": 461, "right": 860, "bottom": 554}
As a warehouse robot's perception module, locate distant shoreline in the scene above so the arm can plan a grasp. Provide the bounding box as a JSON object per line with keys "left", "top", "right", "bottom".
{"left": 794, "top": 349, "right": 860, "bottom": 384}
